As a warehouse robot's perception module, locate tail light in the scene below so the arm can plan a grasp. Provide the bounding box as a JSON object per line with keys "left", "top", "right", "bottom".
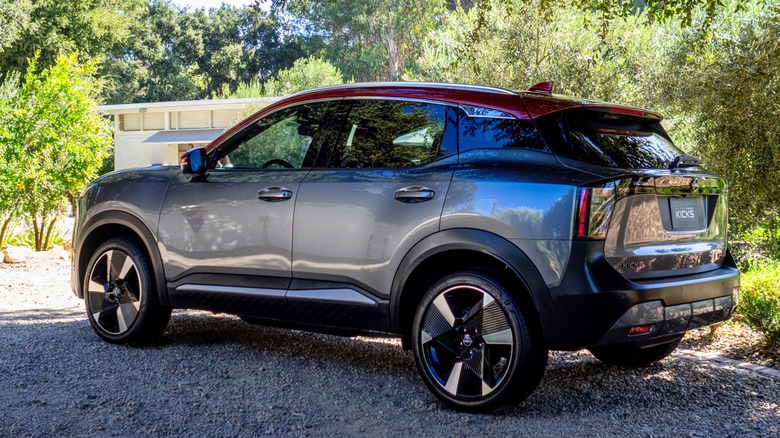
{"left": 574, "top": 177, "right": 655, "bottom": 239}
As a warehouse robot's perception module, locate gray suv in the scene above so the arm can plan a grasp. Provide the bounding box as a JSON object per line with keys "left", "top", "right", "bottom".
{"left": 72, "top": 82, "right": 740, "bottom": 411}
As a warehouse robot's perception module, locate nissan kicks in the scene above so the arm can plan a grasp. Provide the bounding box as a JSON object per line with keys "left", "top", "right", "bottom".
{"left": 72, "top": 82, "right": 740, "bottom": 412}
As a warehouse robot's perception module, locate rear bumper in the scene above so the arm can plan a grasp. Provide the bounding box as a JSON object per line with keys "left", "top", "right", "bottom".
{"left": 546, "top": 241, "right": 740, "bottom": 350}
{"left": 594, "top": 291, "right": 737, "bottom": 347}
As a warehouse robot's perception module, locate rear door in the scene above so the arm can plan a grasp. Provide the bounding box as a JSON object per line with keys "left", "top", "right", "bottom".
{"left": 158, "top": 101, "right": 336, "bottom": 316}
{"left": 290, "top": 98, "right": 458, "bottom": 330}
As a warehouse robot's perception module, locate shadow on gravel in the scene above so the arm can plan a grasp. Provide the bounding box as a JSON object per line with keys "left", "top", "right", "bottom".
{"left": 0, "top": 308, "right": 83, "bottom": 322}
{"left": 157, "top": 312, "right": 417, "bottom": 377}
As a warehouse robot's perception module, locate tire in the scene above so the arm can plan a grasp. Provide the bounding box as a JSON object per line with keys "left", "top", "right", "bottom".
{"left": 83, "top": 238, "right": 171, "bottom": 344}
{"left": 411, "top": 271, "right": 548, "bottom": 412}
{"left": 588, "top": 336, "right": 683, "bottom": 368}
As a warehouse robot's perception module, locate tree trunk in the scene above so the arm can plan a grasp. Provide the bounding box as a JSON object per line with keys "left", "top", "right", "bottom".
{"left": 0, "top": 217, "right": 12, "bottom": 247}
{"left": 32, "top": 218, "right": 41, "bottom": 251}
{"left": 42, "top": 217, "right": 56, "bottom": 252}
{"left": 383, "top": 31, "right": 400, "bottom": 80}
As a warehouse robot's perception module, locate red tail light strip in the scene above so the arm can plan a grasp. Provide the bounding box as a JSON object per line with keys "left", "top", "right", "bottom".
{"left": 576, "top": 188, "right": 590, "bottom": 238}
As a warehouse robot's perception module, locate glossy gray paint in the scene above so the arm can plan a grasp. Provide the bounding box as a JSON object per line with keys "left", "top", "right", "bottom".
{"left": 292, "top": 157, "right": 457, "bottom": 299}
{"left": 157, "top": 169, "right": 309, "bottom": 282}
{"left": 78, "top": 167, "right": 178, "bottom": 235}
{"left": 441, "top": 149, "right": 584, "bottom": 287}
{"left": 71, "top": 166, "right": 179, "bottom": 298}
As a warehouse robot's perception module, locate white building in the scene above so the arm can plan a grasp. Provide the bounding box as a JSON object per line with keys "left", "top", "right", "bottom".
{"left": 99, "top": 97, "right": 280, "bottom": 170}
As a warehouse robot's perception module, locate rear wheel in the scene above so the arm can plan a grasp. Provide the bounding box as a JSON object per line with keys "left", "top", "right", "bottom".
{"left": 84, "top": 238, "right": 171, "bottom": 344}
{"left": 411, "top": 271, "right": 547, "bottom": 412}
{"left": 588, "top": 336, "right": 683, "bottom": 367}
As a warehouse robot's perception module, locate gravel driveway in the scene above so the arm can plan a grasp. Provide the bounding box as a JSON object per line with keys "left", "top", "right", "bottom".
{"left": 1, "top": 250, "right": 778, "bottom": 437}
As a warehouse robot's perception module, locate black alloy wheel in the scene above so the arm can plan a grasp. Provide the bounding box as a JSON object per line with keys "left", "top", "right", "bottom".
{"left": 84, "top": 238, "right": 171, "bottom": 344}
{"left": 412, "top": 271, "right": 547, "bottom": 412}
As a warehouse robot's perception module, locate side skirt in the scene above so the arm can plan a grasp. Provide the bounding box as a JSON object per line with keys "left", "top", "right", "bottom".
{"left": 167, "top": 276, "right": 391, "bottom": 333}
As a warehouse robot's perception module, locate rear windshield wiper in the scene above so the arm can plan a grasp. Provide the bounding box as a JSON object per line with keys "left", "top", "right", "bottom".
{"left": 670, "top": 154, "right": 701, "bottom": 169}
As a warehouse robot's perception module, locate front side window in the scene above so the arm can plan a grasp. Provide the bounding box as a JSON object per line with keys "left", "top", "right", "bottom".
{"left": 326, "top": 100, "right": 447, "bottom": 168}
{"left": 212, "top": 101, "right": 332, "bottom": 169}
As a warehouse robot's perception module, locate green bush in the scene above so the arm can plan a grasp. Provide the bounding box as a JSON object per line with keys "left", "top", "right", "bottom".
{"left": 738, "top": 259, "right": 780, "bottom": 346}
{"left": 7, "top": 221, "right": 64, "bottom": 251}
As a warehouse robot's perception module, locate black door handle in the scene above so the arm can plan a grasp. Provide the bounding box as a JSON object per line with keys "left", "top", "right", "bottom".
{"left": 394, "top": 186, "right": 435, "bottom": 203}
{"left": 257, "top": 187, "right": 293, "bottom": 202}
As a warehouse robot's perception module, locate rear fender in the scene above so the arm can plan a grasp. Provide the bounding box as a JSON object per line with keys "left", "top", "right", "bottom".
{"left": 390, "top": 229, "right": 557, "bottom": 346}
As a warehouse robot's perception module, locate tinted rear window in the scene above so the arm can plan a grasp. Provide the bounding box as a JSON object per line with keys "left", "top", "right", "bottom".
{"left": 536, "top": 109, "right": 681, "bottom": 169}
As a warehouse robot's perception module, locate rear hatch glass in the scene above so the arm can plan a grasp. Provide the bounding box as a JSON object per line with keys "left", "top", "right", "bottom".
{"left": 535, "top": 108, "right": 682, "bottom": 169}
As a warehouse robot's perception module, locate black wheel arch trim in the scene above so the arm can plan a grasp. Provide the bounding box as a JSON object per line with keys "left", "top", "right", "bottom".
{"left": 75, "top": 210, "right": 169, "bottom": 307}
{"left": 390, "top": 228, "right": 558, "bottom": 346}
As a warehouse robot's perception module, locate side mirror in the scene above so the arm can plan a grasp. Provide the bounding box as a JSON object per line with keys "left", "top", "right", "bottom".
{"left": 180, "top": 147, "right": 208, "bottom": 175}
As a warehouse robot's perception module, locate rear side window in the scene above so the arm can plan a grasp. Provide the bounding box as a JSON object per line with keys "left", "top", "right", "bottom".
{"left": 326, "top": 100, "right": 448, "bottom": 168}
{"left": 537, "top": 108, "right": 681, "bottom": 169}
{"left": 459, "top": 110, "right": 548, "bottom": 153}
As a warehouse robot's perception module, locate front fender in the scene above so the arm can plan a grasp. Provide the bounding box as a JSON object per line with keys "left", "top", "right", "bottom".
{"left": 73, "top": 210, "right": 169, "bottom": 307}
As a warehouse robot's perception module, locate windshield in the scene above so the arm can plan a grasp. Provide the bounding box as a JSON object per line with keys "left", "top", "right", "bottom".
{"left": 536, "top": 108, "right": 682, "bottom": 169}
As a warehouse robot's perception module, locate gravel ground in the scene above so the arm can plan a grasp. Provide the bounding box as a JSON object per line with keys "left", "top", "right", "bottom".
{"left": 1, "top": 250, "right": 779, "bottom": 437}
{"left": 682, "top": 323, "right": 780, "bottom": 371}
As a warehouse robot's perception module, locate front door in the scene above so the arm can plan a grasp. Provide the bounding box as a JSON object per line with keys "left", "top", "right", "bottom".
{"left": 158, "top": 101, "right": 336, "bottom": 317}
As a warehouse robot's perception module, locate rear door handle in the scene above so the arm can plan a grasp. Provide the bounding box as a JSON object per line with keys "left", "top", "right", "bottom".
{"left": 394, "top": 186, "right": 435, "bottom": 203}
{"left": 257, "top": 187, "right": 293, "bottom": 202}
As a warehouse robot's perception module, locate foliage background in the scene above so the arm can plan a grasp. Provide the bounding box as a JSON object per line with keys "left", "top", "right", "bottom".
{"left": 1, "top": 0, "right": 778, "bottom": 243}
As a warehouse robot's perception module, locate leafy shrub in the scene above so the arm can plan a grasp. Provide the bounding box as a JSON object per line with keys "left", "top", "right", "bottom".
{"left": 7, "top": 221, "right": 64, "bottom": 251}
{"left": 738, "top": 259, "right": 780, "bottom": 346}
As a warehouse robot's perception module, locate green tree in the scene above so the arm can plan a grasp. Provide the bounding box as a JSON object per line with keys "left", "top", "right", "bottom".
{"left": 0, "top": 0, "right": 33, "bottom": 53}
{"left": 100, "top": 1, "right": 204, "bottom": 104}
{"left": 217, "top": 56, "right": 344, "bottom": 122}
{"left": 274, "top": 0, "right": 446, "bottom": 81}
{"left": 409, "top": 0, "right": 663, "bottom": 105}
{"left": 657, "top": 1, "right": 780, "bottom": 236}
{"left": 0, "top": 0, "right": 140, "bottom": 78}
{"left": 0, "top": 53, "right": 112, "bottom": 251}
{"left": 100, "top": 1, "right": 303, "bottom": 103}
{"left": 0, "top": 71, "right": 24, "bottom": 245}
{"left": 262, "top": 56, "right": 344, "bottom": 96}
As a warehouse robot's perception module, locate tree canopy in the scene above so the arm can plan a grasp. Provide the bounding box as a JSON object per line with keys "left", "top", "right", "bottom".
{"left": 0, "top": 0, "right": 778, "bottom": 240}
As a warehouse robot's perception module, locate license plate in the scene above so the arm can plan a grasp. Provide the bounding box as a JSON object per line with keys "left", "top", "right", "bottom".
{"left": 669, "top": 197, "right": 705, "bottom": 230}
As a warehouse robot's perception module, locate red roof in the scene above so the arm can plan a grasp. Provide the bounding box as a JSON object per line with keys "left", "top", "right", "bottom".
{"left": 206, "top": 82, "right": 663, "bottom": 153}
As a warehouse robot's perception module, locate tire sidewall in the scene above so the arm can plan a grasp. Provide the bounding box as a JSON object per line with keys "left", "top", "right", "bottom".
{"left": 83, "top": 238, "right": 156, "bottom": 344}
{"left": 411, "top": 271, "right": 536, "bottom": 412}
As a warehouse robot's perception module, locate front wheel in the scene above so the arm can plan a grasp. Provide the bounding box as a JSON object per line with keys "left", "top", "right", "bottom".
{"left": 588, "top": 335, "right": 683, "bottom": 368}
{"left": 411, "top": 271, "right": 547, "bottom": 412}
{"left": 84, "top": 238, "right": 171, "bottom": 344}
